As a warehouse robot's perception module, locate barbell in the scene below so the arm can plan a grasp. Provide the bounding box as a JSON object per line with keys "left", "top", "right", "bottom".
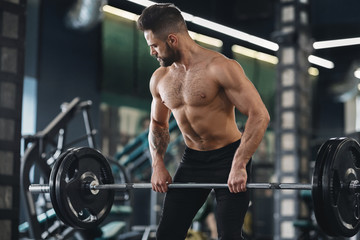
{"left": 28, "top": 137, "right": 360, "bottom": 237}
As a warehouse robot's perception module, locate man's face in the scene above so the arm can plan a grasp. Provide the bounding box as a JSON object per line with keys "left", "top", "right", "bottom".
{"left": 144, "top": 30, "right": 178, "bottom": 67}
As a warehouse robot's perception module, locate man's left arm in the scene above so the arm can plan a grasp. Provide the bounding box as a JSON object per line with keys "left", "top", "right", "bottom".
{"left": 213, "top": 58, "right": 270, "bottom": 193}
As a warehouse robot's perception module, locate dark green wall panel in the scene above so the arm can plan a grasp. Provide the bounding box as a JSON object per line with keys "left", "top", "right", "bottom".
{"left": 102, "top": 15, "right": 135, "bottom": 93}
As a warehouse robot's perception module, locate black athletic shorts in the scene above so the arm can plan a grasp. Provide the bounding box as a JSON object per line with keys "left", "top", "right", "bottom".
{"left": 156, "top": 139, "right": 252, "bottom": 240}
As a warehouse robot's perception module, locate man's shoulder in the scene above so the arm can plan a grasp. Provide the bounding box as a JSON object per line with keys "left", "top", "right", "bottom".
{"left": 149, "top": 67, "right": 170, "bottom": 92}
{"left": 207, "top": 52, "right": 238, "bottom": 72}
{"left": 151, "top": 67, "right": 169, "bottom": 82}
{"left": 205, "top": 52, "right": 246, "bottom": 86}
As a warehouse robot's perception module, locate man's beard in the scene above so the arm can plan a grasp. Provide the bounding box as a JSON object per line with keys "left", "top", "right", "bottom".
{"left": 158, "top": 43, "right": 178, "bottom": 67}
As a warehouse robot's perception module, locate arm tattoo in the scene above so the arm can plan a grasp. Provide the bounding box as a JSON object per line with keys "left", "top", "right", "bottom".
{"left": 149, "top": 126, "right": 170, "bottom": 156}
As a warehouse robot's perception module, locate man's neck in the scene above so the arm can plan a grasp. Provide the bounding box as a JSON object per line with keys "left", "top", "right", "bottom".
{"left": 174, "top": 37, "right": 201, "bottom": 70}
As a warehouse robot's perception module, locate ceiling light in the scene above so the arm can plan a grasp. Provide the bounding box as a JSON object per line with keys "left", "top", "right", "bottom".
{"left": 308, "top": 67, "right": 319, "bottom": 76}
{"left": 355, "top": 68, "right": 360, "bottom": 79}
{"left": 103, "top": 5, "right": 139, "bottom": 21}
{"left": 181, "top": 12, "right": 194, "bottom": 22}
{"left": 313, "top": 37, "right": 360, "bottom": 49}
{"left": 308, "top": 55, "right": 334, "bottom": 69}
{"left": 232, "top": 45, "right": 278, "bottom": 65}
{"left": 191, "top": 16, "right": 279, "bottom": 51}
{"left": 188, "top": 31, "right": 223, "bottom": 48}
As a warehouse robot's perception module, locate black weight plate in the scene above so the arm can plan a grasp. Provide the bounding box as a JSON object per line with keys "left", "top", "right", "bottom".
{"left": 321, "top": 138, "right": 345, "bottom": 236}
{"left": 49, "top": 149, "right": 74, "bottom": 225}
{"left": 312, "top": 138, "right": 338, "bottom": 236}
{"left": 323, "top": 138, "right": 360, "bottom": 237}
{"left": 55, "top": 147, "right": 115, "bottom": 229}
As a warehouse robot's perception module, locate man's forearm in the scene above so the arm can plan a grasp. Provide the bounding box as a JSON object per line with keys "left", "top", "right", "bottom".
{"left": 234, "top": 113, "right": 270, "bottom": 168}
{"left": 148, "top": 122, "right": 170, "bottom": 167}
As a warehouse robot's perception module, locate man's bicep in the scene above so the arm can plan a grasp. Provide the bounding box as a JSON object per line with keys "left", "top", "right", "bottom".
{"left": 149, "top": 71, "right": 171, "bottom": 127}
{"left": 229, "top": 83, "right": 263, "bottom": 117}
{"left": 150, "top": 97, "right": 171, "bottom": 128}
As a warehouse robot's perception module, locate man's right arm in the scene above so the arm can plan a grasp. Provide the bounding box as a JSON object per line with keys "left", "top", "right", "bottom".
{"left": 148, "top": 71, "right": 172, "bottom": 192}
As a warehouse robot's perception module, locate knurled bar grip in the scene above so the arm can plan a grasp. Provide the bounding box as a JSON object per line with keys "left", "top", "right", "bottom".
{"left": 29, "top": 182, "right": 313, "bottom": 193}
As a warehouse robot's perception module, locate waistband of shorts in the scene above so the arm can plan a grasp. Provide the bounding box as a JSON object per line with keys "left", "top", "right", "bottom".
{"left": 184, "top": 139, "right": 241, "bottom": 155}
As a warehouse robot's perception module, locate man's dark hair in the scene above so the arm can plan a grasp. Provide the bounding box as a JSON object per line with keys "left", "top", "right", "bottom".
{"left": 137, "top": 3, "right": 187, "bottom": 40}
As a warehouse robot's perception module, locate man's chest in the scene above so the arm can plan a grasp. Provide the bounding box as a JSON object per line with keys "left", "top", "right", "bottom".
{"left": 158, "top": 70, "right": 219, "bottom": 109}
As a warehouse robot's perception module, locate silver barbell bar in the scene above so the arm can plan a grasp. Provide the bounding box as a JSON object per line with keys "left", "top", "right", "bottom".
{"left": 29, "top": 182, "right": 313, "bottom": 194}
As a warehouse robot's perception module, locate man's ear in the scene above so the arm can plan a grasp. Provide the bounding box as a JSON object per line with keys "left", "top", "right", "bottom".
{"left": 167, "top": 34, "right": 178, "bottom": 47}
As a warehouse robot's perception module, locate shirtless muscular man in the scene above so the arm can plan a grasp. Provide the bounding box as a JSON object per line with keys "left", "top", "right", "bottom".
{"left": 137, "top": 3, "right": 270, "bottom": 240}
